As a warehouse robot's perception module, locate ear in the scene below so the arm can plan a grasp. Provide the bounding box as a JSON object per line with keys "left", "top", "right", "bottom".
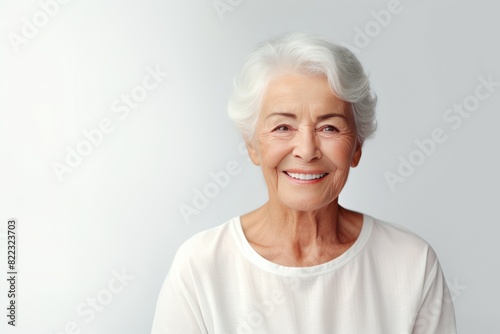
{"left": 246, "top": 140, "right": 261, "bottom": 166}
{"left": 350, "top": 141, "right": 362, "bottom": 167}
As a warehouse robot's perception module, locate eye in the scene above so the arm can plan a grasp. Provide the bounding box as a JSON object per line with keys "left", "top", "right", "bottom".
{"left": 319, "top": 125, "right": 339, "bottom": 133}
{"left": 273, "top": 124, "right": 291, "bottom": 132}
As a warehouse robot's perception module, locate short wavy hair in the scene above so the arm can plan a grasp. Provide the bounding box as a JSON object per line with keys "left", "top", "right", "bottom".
{"left": 227, "top": 31, "right": 377, "bottom": 144}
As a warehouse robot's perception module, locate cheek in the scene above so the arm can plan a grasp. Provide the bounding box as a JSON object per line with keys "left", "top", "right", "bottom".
{"left": 258, "top": 137, "right": 292, "bottom": 169}
{"left": 322, "top": 139, "right": 357, "bottom": 167}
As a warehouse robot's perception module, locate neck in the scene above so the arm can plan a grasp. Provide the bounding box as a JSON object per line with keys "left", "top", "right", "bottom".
{"left": 241, "top": 199, "right": 363, "bottom": 266}
{"left": 265, "top": 199, "right": 342, "bottom": 245}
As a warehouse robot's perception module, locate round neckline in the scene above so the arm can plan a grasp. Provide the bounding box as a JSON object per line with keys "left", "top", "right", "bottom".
{"left": 230, "top": 214, "right": 373, "bottom": 277}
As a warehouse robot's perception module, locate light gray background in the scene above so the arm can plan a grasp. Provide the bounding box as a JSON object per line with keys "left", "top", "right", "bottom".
{"left": 1, "top": 0, "right": 498, "bottom": 333}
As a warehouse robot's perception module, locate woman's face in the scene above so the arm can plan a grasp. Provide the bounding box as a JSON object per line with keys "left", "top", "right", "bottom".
{"left": 247, "top": 73, "right": 362, "bottom": 212}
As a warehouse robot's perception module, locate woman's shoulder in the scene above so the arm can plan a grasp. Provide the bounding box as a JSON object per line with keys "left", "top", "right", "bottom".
{"left": 169, "top": 217, "right": 240, "bottom": 270}
{"left": 364, "top": 214, "right": 439, "bottom": 263}
{"left": 367, "top": 214, "right": 428, "bottom": 243}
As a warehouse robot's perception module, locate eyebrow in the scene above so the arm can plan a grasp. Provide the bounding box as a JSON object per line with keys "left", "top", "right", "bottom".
{"left": 265, "top": 112, "right": 348, "bottom": 121}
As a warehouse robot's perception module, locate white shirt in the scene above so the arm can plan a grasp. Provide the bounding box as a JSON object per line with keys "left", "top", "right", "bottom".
{"left": 151, "top": 214, "right": 457, "bottom": 333}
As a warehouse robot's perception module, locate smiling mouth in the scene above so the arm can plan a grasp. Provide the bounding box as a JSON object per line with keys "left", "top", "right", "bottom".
{"left": 284, "top": 172, "right": 328, "bottom": 180}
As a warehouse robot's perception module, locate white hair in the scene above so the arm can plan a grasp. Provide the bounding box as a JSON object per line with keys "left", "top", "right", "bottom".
{"left": 227, "top": 31, "right": 377, "bottom": 144}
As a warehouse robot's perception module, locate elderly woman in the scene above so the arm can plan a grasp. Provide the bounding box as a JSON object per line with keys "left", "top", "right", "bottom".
{"left": 151, "top": 32, "right": 457, "bottom": 333}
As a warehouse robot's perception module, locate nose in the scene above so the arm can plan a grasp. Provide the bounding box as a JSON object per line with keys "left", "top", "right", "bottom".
{"left": 292, "top": 128, "right": 321, "bottom": 162}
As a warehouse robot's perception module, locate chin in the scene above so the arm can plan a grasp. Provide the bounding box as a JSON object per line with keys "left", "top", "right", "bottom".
{"left": 278, "top": 196, "right": 331, "bottom": 212}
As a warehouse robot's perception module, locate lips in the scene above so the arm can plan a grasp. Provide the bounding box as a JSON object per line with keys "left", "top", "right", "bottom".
{"left": 284, "top": 171, "right": 328, "bottom": 180}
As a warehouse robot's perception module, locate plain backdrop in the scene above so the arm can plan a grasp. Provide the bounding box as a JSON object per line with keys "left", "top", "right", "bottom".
{"left": 1, "top": 0, "right": 499, "bottom": 333}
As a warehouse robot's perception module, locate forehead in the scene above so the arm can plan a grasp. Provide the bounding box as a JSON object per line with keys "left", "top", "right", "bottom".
{"left": 261, "top": 73, "right": 347, "bottom": 115}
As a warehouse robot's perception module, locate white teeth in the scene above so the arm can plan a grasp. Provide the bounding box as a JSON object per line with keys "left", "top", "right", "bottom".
{"left": 287, "top": 172, "right": 327, "bottom": 180}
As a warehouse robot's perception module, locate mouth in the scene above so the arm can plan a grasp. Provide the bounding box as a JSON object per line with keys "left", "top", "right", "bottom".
{"left": 284, "top": 171, "right": 328, "bottom": 181}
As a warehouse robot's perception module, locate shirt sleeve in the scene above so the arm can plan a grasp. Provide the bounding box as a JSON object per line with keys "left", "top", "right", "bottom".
{"left": 151, "top": 246, "right": 207, "bottom": 334}
{"left": 411, "top": 248, "right": 457, "bottom": 334}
